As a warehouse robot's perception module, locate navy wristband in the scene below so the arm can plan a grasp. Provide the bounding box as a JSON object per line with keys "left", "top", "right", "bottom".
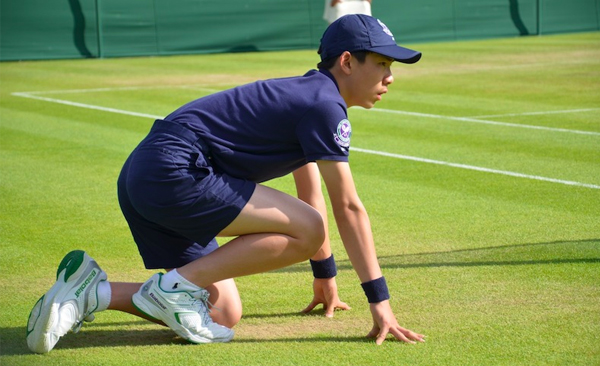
{"left": 309, "top": 254, "right": 337, "bottom": 278}
{"left": 361, "top": 276, "right": 390, "bottom": 303}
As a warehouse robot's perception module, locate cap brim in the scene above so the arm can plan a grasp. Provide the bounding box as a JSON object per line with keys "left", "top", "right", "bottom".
{"left": 370, "top": 45, "right": 422, "bottom": 64}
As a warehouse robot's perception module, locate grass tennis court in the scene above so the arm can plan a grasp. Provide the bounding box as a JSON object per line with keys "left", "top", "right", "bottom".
{"left": 1, "top": 31, "right": 599, "bottom": 365}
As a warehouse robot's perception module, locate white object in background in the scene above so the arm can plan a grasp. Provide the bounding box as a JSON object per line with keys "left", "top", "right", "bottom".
{"left": 323, "top": 0, "right": 372, "bottom": 24}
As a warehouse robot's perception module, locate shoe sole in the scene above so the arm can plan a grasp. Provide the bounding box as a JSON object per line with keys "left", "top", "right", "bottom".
{"left": 26, "top": 250, "right": 107, "bottom": 353}
{"left": 132, "top": 275, "right": 233, "bottom": 344}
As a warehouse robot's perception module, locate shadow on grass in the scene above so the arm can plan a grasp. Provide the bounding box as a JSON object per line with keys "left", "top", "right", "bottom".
{"left": 242, "top": 311, "right": 311, "bottom": 319}
{"left": 8, "top": 239, "right": 597, "bottom": 355}
{"left": 231, "top": 335, "right": 373, "bottom": 344}
{"left": 273, "top": 238, "right": 600, "bottom": 274}
{"left": 3, "top": 319, "right": 372, "bottom": 356}
{"left": 2, "top": 322, "right": 182, "bottom": 356}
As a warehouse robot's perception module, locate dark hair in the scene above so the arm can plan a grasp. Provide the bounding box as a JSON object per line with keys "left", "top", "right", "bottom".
{"left": 317, "top": 50, "right": 370, "bottom": 70}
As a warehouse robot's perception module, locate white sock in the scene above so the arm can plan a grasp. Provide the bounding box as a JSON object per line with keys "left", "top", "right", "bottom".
{"left": 95, "top": 280, "right": 111, "bottom": 312}
{"left": 160, "top": 269, "right": 201, "bottom": 292}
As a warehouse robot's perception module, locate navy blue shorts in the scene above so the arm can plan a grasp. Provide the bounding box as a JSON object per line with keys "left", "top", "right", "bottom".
{"left": 117, "top": 120, "right": 256, "bottom": 269}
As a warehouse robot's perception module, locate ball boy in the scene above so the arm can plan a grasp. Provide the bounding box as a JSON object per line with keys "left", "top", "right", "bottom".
{"left": 27, "top": 14, "right": 425, "bottom": 353}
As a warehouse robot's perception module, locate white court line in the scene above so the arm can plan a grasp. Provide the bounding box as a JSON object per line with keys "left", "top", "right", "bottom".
{"left": 17, "top": 85, "right": 224, "bottom": 95}
{"left": 353, "top": 148, "right": 600, "bottom": 190}
{"left": 470, "top": 108, "right": 600, "bottom": 119}
{"left": 19, "top": 87, "right": 600, "bottom": 136}
{"left": 12, "top": 92, "right": 162, "bottom": 119}
{"left": 368, "top": 108, "right": 600, "bottom": 136}
{"left": 17, "top": 86, "right": 166, "bottom": 95}
{"left": 11, "top": 90, "right": 600, "bottom": 190}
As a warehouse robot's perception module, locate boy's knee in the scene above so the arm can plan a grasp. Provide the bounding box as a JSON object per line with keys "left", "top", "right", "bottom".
{"left": 297, "top": 209, "right": 326, "bottom": 258}
{"left": 207, "top": 280, "right": 242, "bottom": 328}
{"left": 214, "top": 307, "right": 242, "bottom": 328}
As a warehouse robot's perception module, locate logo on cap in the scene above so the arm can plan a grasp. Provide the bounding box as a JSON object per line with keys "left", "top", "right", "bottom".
{"left": 377, "top": 19, "right": 395, "bottom": 41}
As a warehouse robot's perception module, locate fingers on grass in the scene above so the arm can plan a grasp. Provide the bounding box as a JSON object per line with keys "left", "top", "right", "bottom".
{"left": 301, "top": 301, "right": 319, "bottom": 313}
{"left": 401, "top": 327, "right": 426, "bottom": 343}
{"left": 397, "top": 333, "right": 417, "bottom": 344}
{"left": 391, "top": 327, "right": 426, "bottom": 344}
{"left": 376, "top": 330, "right": 388, "bottom": 345}
{"left": 366, "top": 326, "right": 379, "bottom": 339}
{"left": 338, "top": 301, "right": 351, "bottom": 310}
{"left": 325, "top": 301, "right": 351, "bottom": 317}
{"left": 370, "top": 326, "right": 425, "bottom": 345}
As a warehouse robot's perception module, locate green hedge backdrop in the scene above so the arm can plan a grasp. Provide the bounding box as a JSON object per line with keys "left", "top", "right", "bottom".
{"left": 1, "top": 0, "right": 599, "bottom": 61}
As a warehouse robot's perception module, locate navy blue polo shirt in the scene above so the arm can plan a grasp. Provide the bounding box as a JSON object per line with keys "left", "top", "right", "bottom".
{"left": 165, "top": 69, "right": 351, "bottom": 183}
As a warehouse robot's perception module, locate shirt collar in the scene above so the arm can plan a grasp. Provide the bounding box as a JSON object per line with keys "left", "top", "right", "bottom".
{"left": 318, "top": 68, "right": 340, "bottom": 92}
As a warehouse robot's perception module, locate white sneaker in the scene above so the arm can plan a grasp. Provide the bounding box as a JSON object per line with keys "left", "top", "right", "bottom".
{"left": 26, "top": 250, "right": 108, "bottom": 353}
{"left": 132, "top": 273, "right": 234, "bottom": 343}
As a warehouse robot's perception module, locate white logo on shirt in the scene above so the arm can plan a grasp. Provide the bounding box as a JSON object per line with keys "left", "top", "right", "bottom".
{"left": 334, "top": 119, "right": 352, "bottom": 148}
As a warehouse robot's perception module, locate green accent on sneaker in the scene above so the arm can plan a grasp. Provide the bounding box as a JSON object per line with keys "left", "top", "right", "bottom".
{"left": 26, "top": 295, "right": 44, "bottom": 338}
{"left": 131, "top": 272, "right": 234, "bottom": 344}
{"left": 28, "top": 250, "right": 108, "bottom": 353}
{"left": 56, "top": 250, "right": 85, "bottom": 282}
{"left": 130, "top": 281, "right": 161, "bottom": 323}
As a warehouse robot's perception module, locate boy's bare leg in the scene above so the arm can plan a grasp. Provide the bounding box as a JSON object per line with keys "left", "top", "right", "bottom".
{"left": 108, "top": 278, "right": 242, "bottom": 327}
{"left": 108, "top": 184, "right": 321, "bottom": 330}
{"left": 178, "top": 184, "right": 326, "bottom": 288}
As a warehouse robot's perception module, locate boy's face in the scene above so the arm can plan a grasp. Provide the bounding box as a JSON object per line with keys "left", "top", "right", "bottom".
{"left": 346, "top": 52, "right": 394, "bottom": 109}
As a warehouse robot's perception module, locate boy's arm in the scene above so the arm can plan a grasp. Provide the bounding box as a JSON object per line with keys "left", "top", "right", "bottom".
{"left": 293, "top": 163, "right": 350, "bottom": 317}
{"left": 315, "top": 160, "right": 379, "bottom": 282}
{"left": 316, "top": 160, "right": 425, "bottom": 344}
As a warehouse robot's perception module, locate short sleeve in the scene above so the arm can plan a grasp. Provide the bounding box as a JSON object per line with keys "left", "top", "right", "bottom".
{"left": 296, "top": 101, "right": 351, "bottom": 162}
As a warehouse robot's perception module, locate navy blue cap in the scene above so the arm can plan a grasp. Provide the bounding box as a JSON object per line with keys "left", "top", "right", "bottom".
{"left": 318, "top": 14, "right": 421, "bottom": 64}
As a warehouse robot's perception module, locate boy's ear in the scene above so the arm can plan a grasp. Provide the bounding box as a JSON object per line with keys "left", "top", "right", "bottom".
{"left": 338, "top": 51, "right": 353, "bottom": 75}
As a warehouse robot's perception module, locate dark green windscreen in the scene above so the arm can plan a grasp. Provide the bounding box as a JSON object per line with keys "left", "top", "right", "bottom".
{"left": 1, "top": 0, "right": 598, "bottom": 61}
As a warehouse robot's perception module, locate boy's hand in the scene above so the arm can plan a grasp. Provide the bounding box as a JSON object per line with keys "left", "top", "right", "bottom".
{"left": 368, "top": 301, "right": 425, "bottom": 345}
{"left": 301, "top": 277, "right": 351, "bottom": 317}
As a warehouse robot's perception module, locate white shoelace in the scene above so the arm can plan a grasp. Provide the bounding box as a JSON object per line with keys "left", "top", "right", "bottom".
{"left": 190, "top": 290, "right": 220, "bottom": 326}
